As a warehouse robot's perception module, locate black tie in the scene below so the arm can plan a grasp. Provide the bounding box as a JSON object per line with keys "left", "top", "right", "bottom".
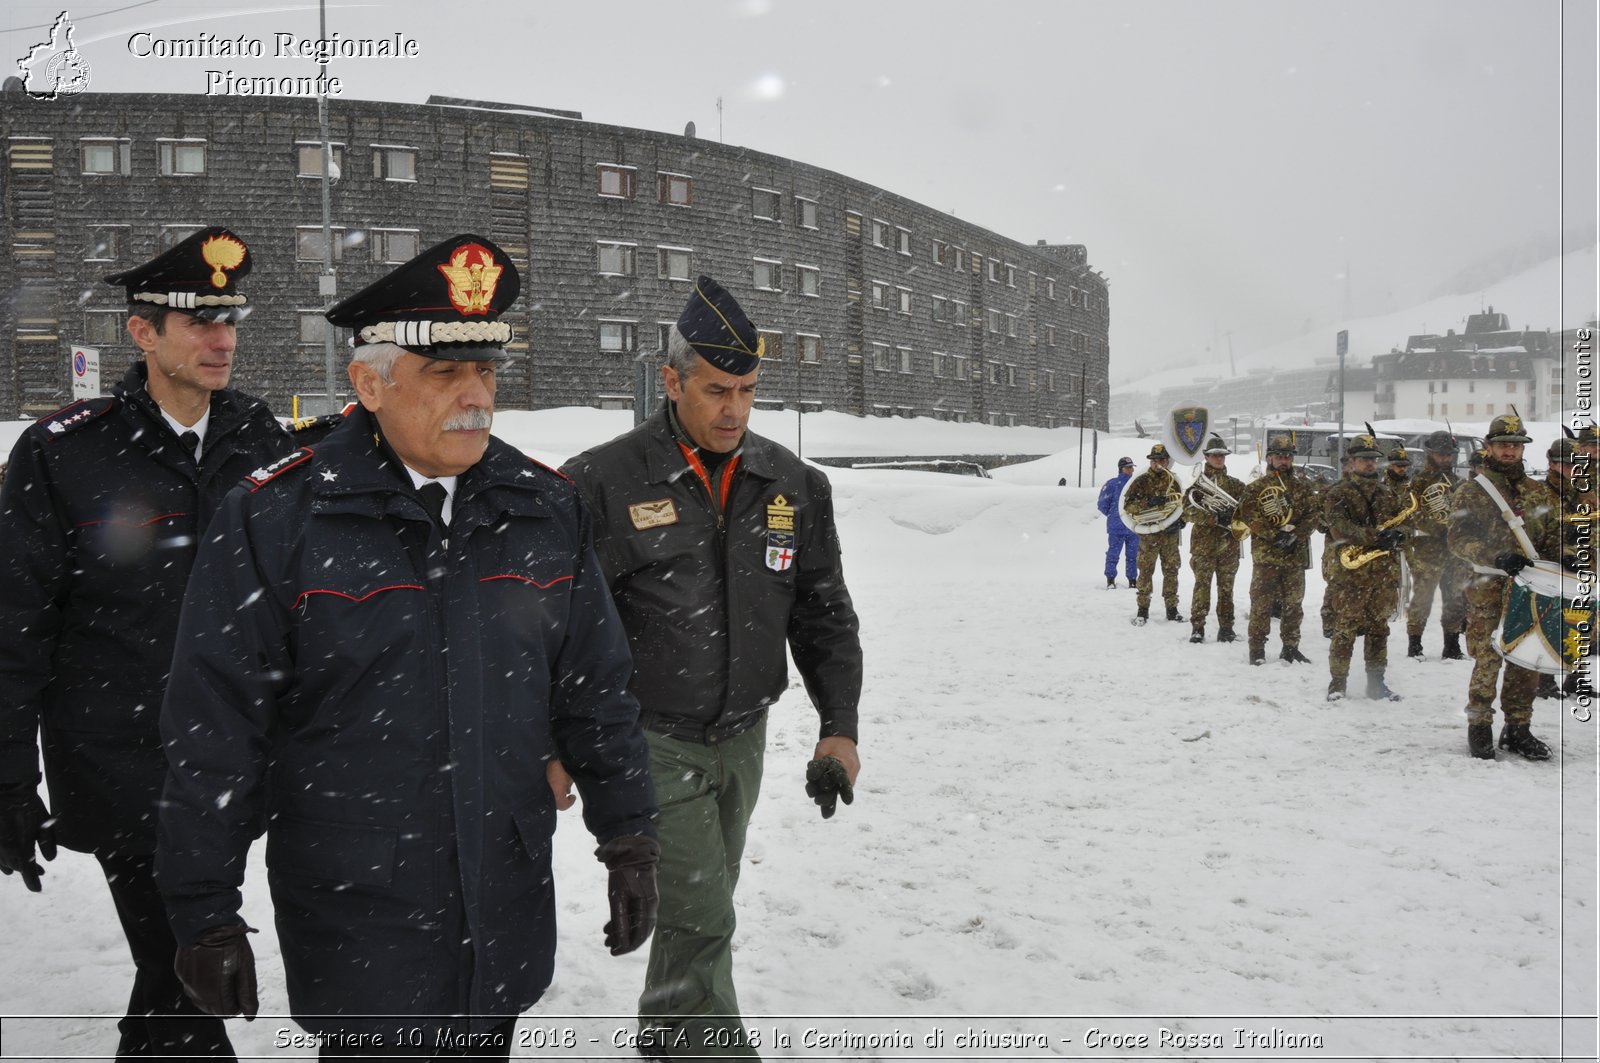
{"left": 179, "top": 430, "right": 200, "bottom": 460}
{"left": 418, "top": 482, "right": 448, "bottom": 528}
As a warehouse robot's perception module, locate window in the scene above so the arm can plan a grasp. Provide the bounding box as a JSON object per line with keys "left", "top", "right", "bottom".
{"left": 753, "top": 258, "right": 782, "bottom": 291}
{"left": 1466, "top": 404, "right": 1476, "bottom": 416}
{"left": 933, "top": 241, "right": 948, "bottom": 266}
{"left": 988, "top": 361, "right": 1002, "bottom": 385}
{"left": 1440, "top": 403, "right": 1449, "bottom": 415}
{"left": 296, "top": 226, "right": 346, "bottom": 262}
{"left": 931, "top": 352, "right": 946, "bottom": 378}
{"left": 1005, "top": 263, "right": 1017, "bottom": 288}
{"left": 599, "top": 320, "right": 638, "bottom": 353}
{"left": 797, "top": 265, "right": 820, "bottom": 297}
{"left": 1006, "top": 313, "right": 1018, "bottom": 338}
{"left": 798, "top": 334, "right": 821, "bottom": 363}
{"left": 597, "top": 164, "right": 636, "bottom": 199}
{"left": 1507, "top": 380, "right": 1518, "bottom": 393}
{"left": 897, "top": 287, "right": 913, "bottom": 315}
{"left": 657, "top": 322, "right": 675, "bottom": 352}
{"left": 953, "top": 298, "right": 968, "bottom": 326}
{"left": 796, "top": 196, "right": 818, "bottom": 229}
{"left": 298, "top": 312, "right": 327, "bottom": 345}
{"left": 872, "top": 342, "right": 892, "bottom": 371}
{"left": 1045, "top": 369, "right": 1056, "bottom": 392}
{"left": 988, "top": 309, "right": 1002, "bottom": 334}
{"left": 82, "top": 310, "right": 124, "bottom": 345}
{"left": 1468, "top": 380, "right": 1476, "bottom": 393}
{"left": 370, "top": 229, "right": 418, "bottom": 264}
{"left": 953, "top": 248, "right": 966, "bottom": 272}
{"left": 1069, "top": 286, "right": 1081, "bottom": 307}
{"left": 1046, "top": 277, "right": 1056, "bottom": 299}
{"left": 1440, "top": 381, "right": 1448, "bottom": 393}
{"left": 954, "top": 355, "right": 970, "bottom": 380}
{"left": 372, "top": 145, "right": 417, "bottom": 181}
{"left": 931, "top": 295, "right": 948, "bottom": 323}
{"left": 1047, "top": 324, "right": 1057, "bottom": 347}
{"left": 158, "top": 140, "right": 206, "bottom": 175}
{"left": 897, "top": 228, "right": 912, "bottom": 256}
{"left": 871, "top": 219, "right": 890, "bottom": 248}
{"left": 296, "top": 142, "right": 344, "bottom": 178}
{"left": 1486, "top": 404, "right": 1495, "bottom": 416}
{"left": 752, "top": 188, "right": 781, "bottom": 221}
{"left": 85, "top": 224, "right": 128, "bottom": 261}
{"left": 898, "top": 346, "right": 913, "bottom": 374}
{"left": 80, "top": 138, "right": 130, "bottom": 175}
{"left": 759, "top": 330, "right": 784, "bottom": 360}
{"left": 1006, "top": 364, "right": 1017, "bottom": 387}
{"left": 159, "top": 224, "right": 202, "bottom": 250}
{"left": 658, "top": 246, "right": 693, "bottom": 281}
{"left": 597, "top": 241, "right": 637, "bottom": 277}
{"left": 871, "top": 282, "right": 890, "bottom": 310}
{"left": 987, "top": 258, "right": 1001, "bottom": 283}
{"left": 659, "top": 172, "right": 693, "bottom": 206}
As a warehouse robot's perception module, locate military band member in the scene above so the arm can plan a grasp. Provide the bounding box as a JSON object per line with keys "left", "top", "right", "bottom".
{"left": 1125, "top": 443, "right": 1185, "bottom": 625}
{"left": 1182, "top": 435, "right": 1246, "bottom": 643}
{"left": 1237, "top": 433, "right": 1319, "bottom": 665}
{"left": 1322, "top": 432, "right": 1407, "bottom": 702}
{"left": 1402, "top": 431, "right": 1469, "bottom": 660}
{"left": 1446, "top": 414, "right": 1563, "bottom": 760}
{"left": 1320, "top": 453, "right": 1354, "bottom": 640}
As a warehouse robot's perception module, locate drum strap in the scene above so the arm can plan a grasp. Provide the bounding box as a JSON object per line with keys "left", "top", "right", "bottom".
{"left": 1473, "top": 475, "right": 1539, "bottom": 564}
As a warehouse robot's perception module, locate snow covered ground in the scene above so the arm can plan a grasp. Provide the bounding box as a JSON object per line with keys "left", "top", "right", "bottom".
{"left": 0, "top": 412, "right": 1594, "bottom": 1061}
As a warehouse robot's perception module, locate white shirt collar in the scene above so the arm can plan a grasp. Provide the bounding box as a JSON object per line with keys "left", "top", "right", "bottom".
{"left": 159, "top": 407, "right": 211, "bottom": 458}
{"left": 402, "top": 466, "right": 458, "bottom": 526}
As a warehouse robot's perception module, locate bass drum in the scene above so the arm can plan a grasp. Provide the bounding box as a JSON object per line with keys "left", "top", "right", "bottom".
{"left": 1495, "top": 559, "right": 1595, "bottom": 675}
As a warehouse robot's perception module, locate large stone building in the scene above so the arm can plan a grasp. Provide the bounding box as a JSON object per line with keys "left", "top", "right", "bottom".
{"left": 0, "top": 89, "right": 1110, "bottom": 427}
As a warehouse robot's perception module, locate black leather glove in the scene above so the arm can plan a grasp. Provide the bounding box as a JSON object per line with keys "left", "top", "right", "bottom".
{"left": 0, "top": 783, "right": 57, "bottom": 893}
{"left": 1271, "top": 530, "right": 1297, "bottom": 551}
{"left": 1174, "top": 518, "right": 1187, "bottom": 531}
{"left": 1375, "top": 528, "right": 1405, "bottom": 552}
{"left": 1213, "top": 506, "right": 1237, "bottom": 528}
{"left": 805, "top": 756, "right": 855, "bottom": 819}
{"left": 174, "top": 924, "right": 259, "bottom": 1019}
{"left": 1495, "top": 552, "right": 1532, "bottom": 576}
{"left": 596, "top": 835, "right": 659, "bottom": 956}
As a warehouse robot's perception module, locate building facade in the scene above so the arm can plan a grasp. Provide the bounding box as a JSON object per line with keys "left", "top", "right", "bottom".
{"left": 0, "top": 90, "right": 1110, "bottom": 427}
{"left": 1371, "top": 308, "right": 1558, "bottom": 421}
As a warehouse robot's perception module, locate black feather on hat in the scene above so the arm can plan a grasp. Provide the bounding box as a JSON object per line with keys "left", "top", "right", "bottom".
{"left": 677, "top": 275, "right": 763, "bottom": 375}
{"left": 104, "top": 226, "right": 252, "bottom": 322}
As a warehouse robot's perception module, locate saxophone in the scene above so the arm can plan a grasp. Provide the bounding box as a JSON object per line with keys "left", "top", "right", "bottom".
{"left": 1338, "top": 491, "right": 1420, "bottom": 570}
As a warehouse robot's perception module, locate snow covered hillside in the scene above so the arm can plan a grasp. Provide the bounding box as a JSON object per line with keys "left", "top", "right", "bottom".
{"left": 0, "top": 414, "right": 1594, "bottom": 1061}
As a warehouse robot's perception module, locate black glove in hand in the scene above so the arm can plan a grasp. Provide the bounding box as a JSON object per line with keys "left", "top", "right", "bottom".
{"left": 0, "top": 783, "right": 56, "bottom": 893}
{"left": 805, "top": 756, "right": 855, "bottom": 819}
{"left": 596, "top": 835, "right": 659, "bottom": 956}
{"left": 1374, "top": 528, "right": 1405, "bottom": 552}
{"left": 1213, "top": 506, "right": 1237, "bottom": 528}
{"left": 1271, "top": 530, "right": 1298, "bottom": 551}
{"left": 1495, "top": 552, "right": 1532, "bottom": 576}
{"left": 174, "top": 924, "right": 259, "bottom": 1019}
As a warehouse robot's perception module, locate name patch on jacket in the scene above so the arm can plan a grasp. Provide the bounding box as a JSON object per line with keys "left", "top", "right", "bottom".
{"left": 766, "top": 495, "right": 797, "bottom": 571}
{"left": 629, "top": 498, "right": 678, "bottom": 530}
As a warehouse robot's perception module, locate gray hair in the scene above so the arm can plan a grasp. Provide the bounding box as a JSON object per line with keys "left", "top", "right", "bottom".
{"left": 351, "top": 341, "right": 405, "bottom": 385}
{"left": 664, "top": 325, "right": 701, "bottom": 379}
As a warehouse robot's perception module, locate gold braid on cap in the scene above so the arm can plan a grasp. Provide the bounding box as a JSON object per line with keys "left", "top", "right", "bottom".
{"left": 132, "top": 292, "right": 247, "bottom": 309}
{"left": 357, "top": 320, "right": 513, "bottom": 347}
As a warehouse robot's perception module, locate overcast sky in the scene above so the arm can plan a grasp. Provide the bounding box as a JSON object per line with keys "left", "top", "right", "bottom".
{"left": 5, "top": 0, "right": 1595, "bottom": 383}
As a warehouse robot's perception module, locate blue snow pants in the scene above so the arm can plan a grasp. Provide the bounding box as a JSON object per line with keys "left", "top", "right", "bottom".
{"left": 1106, "top": 529, "right": 1139, "bottom": 582}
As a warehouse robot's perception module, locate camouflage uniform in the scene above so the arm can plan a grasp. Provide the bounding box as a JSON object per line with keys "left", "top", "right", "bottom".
{"left": 1183, "top": 461, "right": 1246, "bottom": 638}
{"left": 1237, "top": 466, "right": 1319, "bottom": 660}
{"left": 1405, "top": 459, "right": 1469, "bottom": 645}
{"left": 1323, "top": 463, "right": 1404, "bottom": 696}
{"left": 1447, "top": 458, "right": 1560, "bottom": 729}
{"left": 1124, "top": 463, "right": 1184, "bottom": 617}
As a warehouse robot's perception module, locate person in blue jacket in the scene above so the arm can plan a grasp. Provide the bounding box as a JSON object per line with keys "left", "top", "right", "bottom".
{"left": 1097, "top": 456, "right": 1140, "bottom": 588}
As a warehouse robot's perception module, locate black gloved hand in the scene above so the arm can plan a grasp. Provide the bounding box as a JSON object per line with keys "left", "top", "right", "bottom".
{"left": 1174, "top": 518, "right": 1187, "bottom": 531}
{"left": 1271, "top": 529, "right": 1297, "bottom": 551}
{"left": 1495, "top": 552, "right": 1532, "bottom": 576}
{"left": 0, "top": 783, "right": 57, "bottom": 893}
{"left": 804, "top": 756, "right": 855, "bottom": 819}
{"left": 174, "top": 924, "right": 259, "bottom": 1019}
{"left": 1375, "top": 528, "right": 1405, "bottom": 552}
{"left": 1213, "top": 506, "right": 1237, "bottom": 528}
{"left": 596, "top": 835, "right": 659, "bottom": 956}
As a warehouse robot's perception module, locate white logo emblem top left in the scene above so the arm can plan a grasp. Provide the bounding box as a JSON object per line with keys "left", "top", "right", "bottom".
{"left": 17, "top": 11, "right": 91, "bottom": 100}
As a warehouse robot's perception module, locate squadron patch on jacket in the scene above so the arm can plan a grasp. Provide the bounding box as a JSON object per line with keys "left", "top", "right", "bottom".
{"left": 766, "top": 495, "right": 797, "bottom": 571}
{"left": 629, "top": 498, "right": 678, "bottom": 530}
{"left": 39, "top": 397, "right": 116, "bottom": 440}
{"left": 244, "top": 448, "right": 314, "bottom": 490}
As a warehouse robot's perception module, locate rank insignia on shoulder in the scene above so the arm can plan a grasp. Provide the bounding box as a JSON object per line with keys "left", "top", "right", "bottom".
{"left": 629, "top": 498, "right": 678, "bottom": 530}
{"left": 766, "top": 494, "right": 795, "bottom": 533}
{"left": 39, "top": 397, "right": 115, "bottom": 440}
{"left": 766, "top": 530, "right": 796, "bottom": 572}
{"left": 245, "top": 448, "right": 314, "bottom": 490}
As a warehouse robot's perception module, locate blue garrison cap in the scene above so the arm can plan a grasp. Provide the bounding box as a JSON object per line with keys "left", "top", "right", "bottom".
{"left": 677, "top": 275, "right": 763, "bottom": 375}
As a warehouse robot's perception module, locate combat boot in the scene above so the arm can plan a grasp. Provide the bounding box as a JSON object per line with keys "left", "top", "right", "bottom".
{"left": 1467, "top": 724, "right": 1495, "bottom": 760}
{"left": 1535, "top": 674, "right": 1560, "bottom": 700}
{"left": 1188, "top": 627, "right": 1205, "bottom": 644}
{"left": 1365, "top": 671, "right": 1400, "bottom": 701}
{"left": 1280, "top": 646, "right": 1312, "bottom": 664}
{"left": 1407, "top": 634, "right": 1425, "bottom": 660}
{"left": 1166, "top": 605, "right": 1185, "bottom": 623}
{"left": 1441, "top": 631, "right": 1464, "bottom": 660}
{"left": 1498, "top": 723, "right": 1552, "bottom": 761}
{"left": 1216, "top": 626, "right": 1237, "bottom": 643}
{"left": 1326, "top": 676, "right": 1346, "bottom": 702}
{"left": 1132, "top": 605, "right": 1149, "bottom": 627}
{"left": 1248, "top": 644, "right": 1266, "bottom": 666}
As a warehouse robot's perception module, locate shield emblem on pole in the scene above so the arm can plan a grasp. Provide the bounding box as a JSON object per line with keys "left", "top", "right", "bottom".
{"left": 1168, "top": 405, "right": 1210, "bottom": 463}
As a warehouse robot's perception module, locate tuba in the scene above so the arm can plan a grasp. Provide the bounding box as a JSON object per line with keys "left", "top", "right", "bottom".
{"left": 1118, "top": 469, "right": 1184, "bottom": 534}
{"left": 1185, "top": 473, "right": 1250, "bottom": 541}
{"left": 1338, "top": 491, "right": 1421, "bottom": 569}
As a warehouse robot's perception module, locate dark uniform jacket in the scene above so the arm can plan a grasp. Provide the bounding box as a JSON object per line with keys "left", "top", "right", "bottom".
{"left": 1409, "top": 464, "right": 1460, "bottom": 554}
{"left": 1182, "top": 465, "right": 1247, "bottom": 559}
{"left": 0, "top": 363, "right": 288, "bottom": 854}
{"left": 562, "top": 408, "right": 862, "bottom": 745}
{"left": 156, "top": 407, "right": 656, "bottom": 1035}
{"left": 1448, "top": 463, "right": 1561, "bottom": 577}
{"left": 1237, "top": 468, "right": 1317, "bottom": 569}
{"left": 1120, "top": 466, "right": 1184, "bottom": 536}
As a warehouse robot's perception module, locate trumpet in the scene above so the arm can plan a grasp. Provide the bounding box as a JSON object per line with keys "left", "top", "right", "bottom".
{"left": 1185, "top": 473, "right": 1250, "bottom": 541}
{"left": 1338, "top": 491, "right": 1420, "bottom": 570}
